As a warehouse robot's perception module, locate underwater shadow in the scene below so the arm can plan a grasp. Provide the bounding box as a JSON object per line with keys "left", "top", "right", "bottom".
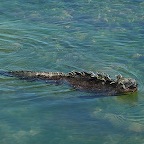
{"left": 78, "top": 91, "right": 138, "bottom": 105}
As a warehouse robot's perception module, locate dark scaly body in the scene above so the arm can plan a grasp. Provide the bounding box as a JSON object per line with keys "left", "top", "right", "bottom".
{"left": 8, "top": 70, "right": 138, "bottom": 96}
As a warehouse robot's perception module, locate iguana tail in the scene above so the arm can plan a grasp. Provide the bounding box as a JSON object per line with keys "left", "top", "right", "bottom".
{"left": 8, "top": 71, "right": 66, "bottom": 81}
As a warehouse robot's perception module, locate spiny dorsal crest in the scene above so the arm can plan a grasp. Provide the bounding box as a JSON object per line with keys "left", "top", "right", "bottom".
{"left": 67, "top": 71, "right": 112, "bottom": 82}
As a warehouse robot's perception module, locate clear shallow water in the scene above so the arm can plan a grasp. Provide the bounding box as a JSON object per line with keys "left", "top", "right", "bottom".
{"left": 0, "top": 0, "right": 144, "bottom": 143}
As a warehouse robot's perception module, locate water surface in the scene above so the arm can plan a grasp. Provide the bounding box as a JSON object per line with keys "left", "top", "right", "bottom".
{"left": 0, "top": 0, "right": 144, "bottom": 144}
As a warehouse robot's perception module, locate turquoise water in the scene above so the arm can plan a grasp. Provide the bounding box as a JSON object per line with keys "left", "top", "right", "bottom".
{"left": 0, "top": 0, "right": 144, "bottom": 143}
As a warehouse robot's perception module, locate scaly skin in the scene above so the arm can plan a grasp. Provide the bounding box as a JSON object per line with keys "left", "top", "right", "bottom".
{"left": 8, "top": 70, "right": 138, "bottom": 96}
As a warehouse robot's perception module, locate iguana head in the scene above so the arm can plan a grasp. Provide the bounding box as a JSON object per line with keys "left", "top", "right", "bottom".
{"left": 116, "top": 75, "right": 138, "bottom": 94}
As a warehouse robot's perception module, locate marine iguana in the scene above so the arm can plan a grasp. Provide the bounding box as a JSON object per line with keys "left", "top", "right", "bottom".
{"left": 7, "top": 70, "right": 138, "bottom": 96}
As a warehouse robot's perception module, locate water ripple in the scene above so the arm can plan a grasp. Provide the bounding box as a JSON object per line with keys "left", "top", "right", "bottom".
{"left": 0, "top": 0, "right": 144, "bottom": 143}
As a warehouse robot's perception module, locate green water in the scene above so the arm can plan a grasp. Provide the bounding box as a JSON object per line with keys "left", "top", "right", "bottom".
{"left": 0, "top": 0, "right": 144, "bottom": 143}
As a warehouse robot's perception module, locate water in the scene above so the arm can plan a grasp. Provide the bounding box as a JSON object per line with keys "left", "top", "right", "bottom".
{"left": 0, "top": 0, "right": 144, "bottom": 143}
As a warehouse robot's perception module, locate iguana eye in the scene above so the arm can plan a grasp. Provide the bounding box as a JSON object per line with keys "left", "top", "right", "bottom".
{"left": 120, "top": 83, "right": 126, "bottom": 89}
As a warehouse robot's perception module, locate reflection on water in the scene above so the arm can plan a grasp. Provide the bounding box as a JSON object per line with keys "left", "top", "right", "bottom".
{"left": 117, "top": 92, "right": 138, "bottom": 105}
{"left": 0, "top": 0, "right": 144, "bottom": 144}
